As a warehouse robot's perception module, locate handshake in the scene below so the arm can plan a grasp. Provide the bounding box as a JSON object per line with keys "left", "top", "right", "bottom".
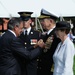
{"left": 34, "top": 39, "right": 45, "bottom": 48}
{"left": 33, "top": 38, "right": 52, "bottom": 53}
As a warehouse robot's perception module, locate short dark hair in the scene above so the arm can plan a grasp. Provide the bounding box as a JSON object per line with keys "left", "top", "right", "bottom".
{"left": 7, "top": 18, "right": 22, "bottom": 30}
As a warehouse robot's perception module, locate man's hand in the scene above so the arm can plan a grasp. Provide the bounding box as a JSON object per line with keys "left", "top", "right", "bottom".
{"left": 37, "top": 39, "right": 45, "bottom": 48}
{"left": 34, "top": 39, "right": 45, "bottom": 48}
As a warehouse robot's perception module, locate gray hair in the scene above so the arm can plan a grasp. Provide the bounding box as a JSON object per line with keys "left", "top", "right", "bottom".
{"left": 7, "top": 18, "right": 22, "bottom": 30}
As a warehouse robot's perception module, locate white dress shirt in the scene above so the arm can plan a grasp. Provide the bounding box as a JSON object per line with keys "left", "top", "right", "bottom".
{"left": 24, "top": 27, "right": 31, "bottom": 35}
{"left": 53, "top": 37, "right": 75, "bottom": 75}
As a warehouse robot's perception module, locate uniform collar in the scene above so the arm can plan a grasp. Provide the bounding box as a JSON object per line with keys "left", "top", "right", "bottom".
{"left": 47, "top": 26, "right": 55, "bottom": 35}
{"left": 24, "top": 27, "right": 31, "bottom": 35}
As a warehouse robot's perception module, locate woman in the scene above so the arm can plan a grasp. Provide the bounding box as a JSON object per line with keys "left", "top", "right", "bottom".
{"left": 53, "top": 21, "right": 75, "bottom": 75}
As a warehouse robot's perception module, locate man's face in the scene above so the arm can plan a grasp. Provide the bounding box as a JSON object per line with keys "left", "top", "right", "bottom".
{"left": 42, "top": 18, "right": 51, "bottom": 30}
{"left": 15, "top": 22, "right": 23, "bottom": 37}
{"left": 40, "top": 19, "right": 46, "bottom": 30}
{"left": 23, "top": 19, "right": 32, "bottom": 29}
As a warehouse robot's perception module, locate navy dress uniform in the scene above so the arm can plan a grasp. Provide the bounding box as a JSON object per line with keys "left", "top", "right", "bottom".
{"left": 18, "top": 12, "right": 41, "bottom": 75}
{"left": 37, "top": 9, "right": 61, "bottom": 75}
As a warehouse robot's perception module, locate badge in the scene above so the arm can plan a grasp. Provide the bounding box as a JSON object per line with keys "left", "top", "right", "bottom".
{"left": 31, "top": 39, "right": 37, "bottom": 45}
{"left": 24, "top": 42, "right": 27, "bottom": 45}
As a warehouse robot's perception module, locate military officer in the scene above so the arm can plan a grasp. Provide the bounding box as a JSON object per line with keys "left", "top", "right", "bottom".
{"left": 18, "top": 11, "right": 41, "bottom": 75}
{"left": 37, "top": 9, "right": 61, "bottom": 75}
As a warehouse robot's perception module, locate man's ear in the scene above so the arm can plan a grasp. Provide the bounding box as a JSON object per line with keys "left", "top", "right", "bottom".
{"left": 14, "top": 25, "right": 18, "bottom": 31}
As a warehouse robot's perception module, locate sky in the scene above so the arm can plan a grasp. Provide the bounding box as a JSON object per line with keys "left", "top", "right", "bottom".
{"left": 0, "top": 0, "right": 75, "bottom": 17}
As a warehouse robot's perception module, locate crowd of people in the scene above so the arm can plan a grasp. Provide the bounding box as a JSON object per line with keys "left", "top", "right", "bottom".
{"left": 0, "top": 9, "right": 75, "bottom": 75}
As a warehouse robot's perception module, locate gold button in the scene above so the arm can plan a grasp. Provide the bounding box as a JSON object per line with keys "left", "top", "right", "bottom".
{"left": 25, "top": 47, "right": 27, "bottom": 48}
{"left": 37, "top": 59, "right": 39, "bottom": 61}
{"left": 25, "top": 42, "right": 27, "bottom": 45}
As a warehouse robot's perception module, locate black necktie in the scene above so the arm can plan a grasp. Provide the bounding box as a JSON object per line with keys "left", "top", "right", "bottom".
{"left": 25, "top": 30, "right": 27, "bottom": 36}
